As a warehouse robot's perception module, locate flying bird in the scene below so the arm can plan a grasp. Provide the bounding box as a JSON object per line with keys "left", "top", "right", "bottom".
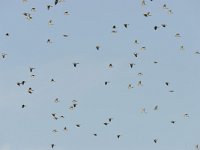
{"left": 73, "top": 62, "right": 79, "bottom": 67}
{"left": 55, "top": 0, "right": 58, "bottom": 5}
{"left": 143, "top": 12, "right": 151, "bottom": 17}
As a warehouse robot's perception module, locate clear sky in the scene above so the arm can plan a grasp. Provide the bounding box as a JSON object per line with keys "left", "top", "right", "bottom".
{"left": 1, "top": 0, "right": 200, "bottom": 150}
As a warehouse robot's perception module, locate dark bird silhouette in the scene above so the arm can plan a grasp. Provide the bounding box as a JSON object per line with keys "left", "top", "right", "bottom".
{"left": 28, "top": 87, "right": 34, "bottom": 94}
{"left": 104, "top": 81, "right": 110, "bottom": 85}
{"left": 96, "top": 45, "right": 100, "bottom": 50}
{"left": 5, "top": 33, "right": 9, "bottom": 36}
{"left": 73, "top": 62, "right": 79, "bottom": 67}
{"left": 108, "top": 118, "right": 113, "bottom": 122}
{"left": 165, "top": 82, "right": 169, "bottom": 86}
{"left": 134, "top": 53, "right": 138, "bottom": 57}
{"left": 2, "top": 53, "right": 7, "bottom": 58}
{"left": 76, "top": 124, "right": 80, "bottom": 127}
{"left": 22, "top": 104, "right": 26, "bottom": 108}
{"left": 47, "top": 5, "right": 53, "bottom": 10}
{"left": 55, "top": 0, "right": 58, "bottom": 5}
{"left": 143, "top": 12, "right": 151, "bottom": 17}
{"left": 104, "top": 122, "right": 109, "bottom": 125}
{"left": 29, "top": 67, "right": 35, "bottom": 72}
{"left": 154, "top": 139, "right": 158, "bottom": 143}
{"left": 51, "top": 144, "right": 55, "bottom": 149}
{"left": 129, "top": 63, "right": 135, "bottom": 68}
{"left": 117, "top": 135, "right": 121, "bottom": 138}
{"left": 171, "top": 120, "right": 176, "bottom": 124}
{"left": 124, "top": 24, "right": 129, "bottom": 28}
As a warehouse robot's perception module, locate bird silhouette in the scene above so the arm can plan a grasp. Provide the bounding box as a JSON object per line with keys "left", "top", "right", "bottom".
{"left": 73, "top": 62, "right": 79, "bottom": 67}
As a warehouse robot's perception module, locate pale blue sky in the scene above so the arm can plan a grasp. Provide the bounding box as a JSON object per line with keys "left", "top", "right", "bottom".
{"left": 1, "top": 0, "right": 200, "bottom": 150}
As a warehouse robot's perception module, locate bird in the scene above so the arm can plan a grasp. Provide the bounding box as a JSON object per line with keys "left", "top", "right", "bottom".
{"left": 195, "top": 144, "right": 199, "bottom": 150}
{"left": 54, "top": 98, "right": 59, "bottom": 103}
{"left": 47, "top": 5, "right": 53, "bottom": 10}
{"left": 168, "top": 9, "right": 173, "bottom": 14}
{"left": 63, "top": 34, "right": 68, "bottom": 37}
{"left": 184, "top": 113, "right": 189, "bottom": 117}
{"left": 112, "top": 25, "right": 116, "bottom": 29}
{"left": 28, "top": 87, "right": 34, "bottom": 94}
{"left": 128, "top": 84, "right": 133, "bottom": 89}
{"left": 195, "top": 51, "right": 200, "bottom": 54}
{"left": 165, "top": 82, "right": 169, "bottom": 86}
{"left": 143, "top": 12, "right": 151, "bottom": 17}
{"left": 169, "top": 90, "right": 174, "bottom": 93}
{"left": 47, "top": 39, "right": 52, "bottom": 43}
{"left": 48, "top": 20, "right": 54, "bottom": 26}
{"left": 124, "top": 24, "right": 129, "bottom": 28}
{"left": 64, "top": 11, "right": 69, "bottom": 15}
{"left": 29, "top": 67, "right": 35, "bottom": 72}
{"left": 154, "top": 105, "right": 159, "bottom": 110}
{"left": 108, "top": 64, "right": 113, "bottom": 68}
{"left": 93, "top": 133, "right": 97, "bottom": 136}
{"left": 96, "top": 45, "right": 100, "bottom": 50}
{"left": 104, "top": 81, "right": 110, "bottom": 85}
{"left": 153, "top": 139, "right": 158, "bottom": 143}
{"left": 134, "top": 40, "right": 139, "bottom": 44}
{"left": 153, "top": 61, "right": 158, "bottom": 64}
{"left": 161, "top": 24, "right": 167, "bottom": 27}
{"left": 51, "top": 78, "right": 55, "bottom": 82}
{"left": 175, "top": 33, "right": 181, "bottom": 37}
{"left": 138, "top": 72, "right": 143, "bottom": 76}
{"left": 21, "top": 81, "right": 26, "bottom": 85}
{"left": 117, "top": 135, "right": 121, "bottom": 138}
{"left": 22, "top": 104, "right": 26, "bottom": 108}
{"left": 104, "top": 122, "right": 109, "bottom": 125}
{"left": 51, "top": 144, "right": 55, "bottom": 149}
{"left": 137, "top": 80, "right": 142, "bottom": 86}
{"left": 108, "top": 118, "right": 113, "bottom": 122}
{"left": 140, "top": 46, "right": 146, "bottom": 51}
{"left": 111, "top": 30, "right": 117, "bottom": 33}
{"left": 129, "top": 63, "right": 135, "bottom": 68}
{"left": 73, "top": 62, "right": 79, "bottom": 67}
{"left": 5, "top": 33, "right": 9, "bottom": 36}
{"left": 171, "top": 120, "right": 176, "bottom": 124}
{"left": 17, "top": 82, "right": 21, "bottom": 86}
{"left": 31, "top": 8, "right": 36, "bottom": 12}
{"left": 64, "top": 127, "right": 68, "bottom": 131}
{"left": 180, "top": 45, "right": 184, "bottom": 50}
{"left": 163, "top": 4, "right": 168, "bottom": 9}
{"left": 2, "top": 53, "right": 7, "bottom": 58}
{"left": 52, "top": 129, "right": 58, "bottom": 133}
{"left": 141, "top": 0, "right": 146, "bottom": 6}
{"left": 55, "top": 0, "right": 58, "bottom": 5}
{"left": 154, "top": 26, "right": 159, "bottom": 30}
{"left": 23, "top": 12, "right": 32, "bottom": 20}
{"left": 76, "top": 124, "right": 80, "bottom": 127}
{"left": 134, "top": 53, "right": 138, "bottom": 57}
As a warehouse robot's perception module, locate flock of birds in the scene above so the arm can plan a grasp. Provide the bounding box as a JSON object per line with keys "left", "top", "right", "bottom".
{"left": 1, "top": 0, "right": 200, "bottom": 149}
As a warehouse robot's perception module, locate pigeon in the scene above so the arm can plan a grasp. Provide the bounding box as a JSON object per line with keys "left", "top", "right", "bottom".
{"left": 73, "top": 62, "right": 79, "bottom": 67}
{"left": 29, "top": 67, "right": 35, "bottom": 72}
{"left": 129, "top": 63, "right": 135, "bottom": 68}
{"left": 47, "top": 5, "right": 53, "bottom": 10}
{"left": 171, "top": 120, "right": 176, "bottom": 124}
{"left": 104, "top": 81, "right": 110, "bottom": 85}
{"left": 76, "top": 124, "right": 80, "bottom": 127}
{"left": 28, "top": 87, "right": 34, "bottom": 94}
{"left": 55, "top": 0, "right": 58, "bottom": 5}
{"left": 154, "top": 105, "right": 159, "bottom": 110}
{"left": 2, "top": 53, "right": 7, "bottom": 58}
{"left": 143, "top": 12, "right": 151, "bottom": 17}
{"left": 96, "top": 45, "right": 100, "bottom": 50}
{"left": 124, "top": 24, "right": 129, "bottom": 28}
{"left": 51, "top": 144, "right": 55, "bottom": 149}
{"left": 154, "top": 139, "right": 158, "bottom": 143}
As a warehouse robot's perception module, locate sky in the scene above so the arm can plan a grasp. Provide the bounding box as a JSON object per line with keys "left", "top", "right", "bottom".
{"left": 1, "top": 0, "right": 200, "bottom": 150}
